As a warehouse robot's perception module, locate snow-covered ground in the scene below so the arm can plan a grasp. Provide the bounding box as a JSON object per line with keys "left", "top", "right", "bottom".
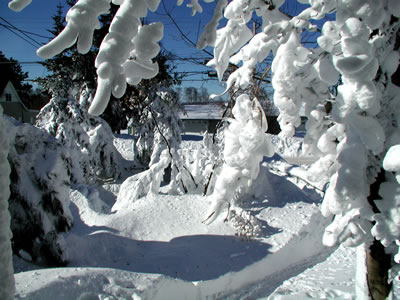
{"left": 12, "top": 134, "right": 384, "bottom": 299}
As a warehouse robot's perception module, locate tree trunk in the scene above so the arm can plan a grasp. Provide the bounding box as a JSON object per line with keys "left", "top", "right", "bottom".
{"left": 0, "top": 107, "right": 15, "bottom": 300}
{"left": 366, "top": 241, "right": 392, "bottom": 300}
{"left": 366, "top": 169, "right": 392, "bottom": 300}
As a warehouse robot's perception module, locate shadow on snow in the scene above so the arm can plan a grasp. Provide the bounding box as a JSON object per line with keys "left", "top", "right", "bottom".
{"left": 66, "top": 229, "right": 271, "bottom": 281}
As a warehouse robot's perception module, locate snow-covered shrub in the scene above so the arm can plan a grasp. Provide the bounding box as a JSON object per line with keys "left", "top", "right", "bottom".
{"left": 113, "top": 146, "right": 171, "bottom": 211}
{"left": 205, "top": 94, "right": 274, "bottom": 223}
{"left": 6, "top": 117, "right": 73, "bottom": 266}
{"left": 200, "top": 129, "right": 225, "bottom": 195}
{"left": 36, "top": 89, "right": 131, "bottom": 185}
{"left": 134, "top": 89, "right": 199, "bottom": 196}
{"left": 0, "top": 107, "right": 14, "bottom": 300}
{"left": 115, "top": 90, "right": 196, "bottom": 206}
{"left": 134, "top": 89, "right": 183, "bottom": 167}
{"left": 229, "top": 208, "right": 262, "bottom": 239}
{"left": 180, "top": 129, "right": 225, "bottom": 196}
{"left": 199, "top": 0, "right": 399, "bottom": 278}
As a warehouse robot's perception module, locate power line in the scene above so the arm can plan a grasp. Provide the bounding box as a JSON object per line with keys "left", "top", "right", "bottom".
{"left": 0, "top": 24, "right": 39, "bottom": 48}
{"left": 0, "top": 17, "right": 44, "bottom": 48}
{"left": 0, "top": 22, "right": 51, "bottom": 39}
{"left": 0, "top": 17, "right": 43, "bottom": 45}
{"left": 0, "top": 61, "right": 43, "bottom": 65}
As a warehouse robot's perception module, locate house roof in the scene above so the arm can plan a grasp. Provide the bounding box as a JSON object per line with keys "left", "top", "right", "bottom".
{"left": 180, "top": 102, "right": 228, "bottom": 120}
{"left": 0, "top": 78, "right": 8, "bottom": 95}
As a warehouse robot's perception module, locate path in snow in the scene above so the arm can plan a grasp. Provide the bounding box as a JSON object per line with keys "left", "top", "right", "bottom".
{"left": 266, "top": 245, "right": 356, "bottom": 299}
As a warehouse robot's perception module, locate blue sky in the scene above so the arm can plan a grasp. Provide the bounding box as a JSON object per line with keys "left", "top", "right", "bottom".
{"left": 1, "top": 0, "right": 320, "bottom": 97}
{"left": 0, "top": 1, "right": 61, "bottom": 82}
{"left": 0, "top": 1, "right": 227, "bottom": 95}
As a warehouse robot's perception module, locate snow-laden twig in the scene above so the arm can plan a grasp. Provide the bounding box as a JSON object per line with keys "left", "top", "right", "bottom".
{"left": 8, "top": 0, "right": 31, "bottom": 12}
{"left": 196, "top": 0, "right": 227, "bottom": 49}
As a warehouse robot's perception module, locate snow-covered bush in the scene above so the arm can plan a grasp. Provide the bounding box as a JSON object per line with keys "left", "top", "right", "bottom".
{"left": 180, "top": 129, "right": 226, "bottom": 196}
{"left": 205, "top": 94, "right": 274, "bottom": 224}
{"left": 114, "top": 90, "right": 196, "bottom": 207}
{"left": 229, "top": 208, "right": 262, "bottom": 239}
{"left": 36, "top": 89, "right": 131, "bottom": 185}
{"left": 112, "top": 146, "right": 170, "bottom": 211}
{"left": 6, "top": 117, "right": 73, "bottom": 266}
{"left": 134, "top": 89, "right": 183, "bottom": 167}
{"left": 0, "top": 107, "right": 14, "bottom": 300}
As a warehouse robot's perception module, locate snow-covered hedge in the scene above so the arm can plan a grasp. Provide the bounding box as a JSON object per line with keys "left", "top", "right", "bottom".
{"left": 6, "top": 117, "right": 73, "bottom": 266}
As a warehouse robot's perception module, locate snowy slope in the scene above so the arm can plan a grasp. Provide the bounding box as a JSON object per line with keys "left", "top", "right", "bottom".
{"left": 13, "top": 135, "right": 365, "bottom": 299}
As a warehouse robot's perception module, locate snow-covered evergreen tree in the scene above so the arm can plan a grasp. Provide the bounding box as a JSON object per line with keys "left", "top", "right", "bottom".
{"left": 134, "top": 89, "right": 183, "bottom": 165}
{"left": 6, "top": 117, "right": 73, "bottom": 266}
{"left": 36, "top": 88, "right": 131, "bottom": 185}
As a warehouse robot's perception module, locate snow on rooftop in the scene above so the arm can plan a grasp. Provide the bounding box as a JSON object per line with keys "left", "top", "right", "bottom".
{"left": 180, "top": 102, "right": 227, "bottom": 120}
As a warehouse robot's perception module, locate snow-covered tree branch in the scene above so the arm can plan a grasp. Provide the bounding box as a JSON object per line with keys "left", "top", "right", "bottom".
{"left": 0, "top": 107, "right": 14, "bottom": 300}
{"left": 200, "top": 0, "right": 400, "bottom": 296}
{"left": 35, "top": 0, "right": 164, "bottom": 117}
{"left": 8, "top": 0, "right": 31, "bottom": 12}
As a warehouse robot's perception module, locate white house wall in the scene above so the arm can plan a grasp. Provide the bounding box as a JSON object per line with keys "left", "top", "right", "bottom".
{"left": 0, "top": 81, "right": 20, "bottom": 102}
{"left": 0, "top": 81, "right": 38, "bottom": 124}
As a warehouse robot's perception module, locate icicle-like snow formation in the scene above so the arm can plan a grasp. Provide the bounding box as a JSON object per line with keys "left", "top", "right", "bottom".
{"left": 196, "top": 0, "right": 227, "bottom": 49}
{"left": 8, "top": 0, "right": 31, "bottom": 12}
{"left": 204, "top": 95, "right": 274, "bottom": 223}
{"left": 91, "top": 1, "right": 163, "bottom": 115}
{"left": 177, "top": 0, "right": 215, "bottom": 16}
{"left": 37, "top": 0, "right": 111, "bottom": 58}
{"left": 36, "top": 0, "right": 163, "bottom": 116}
{"left": 0, "top": 107, "right": 15, "bottom": 300}
{"left": 205, "top": 0, "right": 258, "bottom": 82}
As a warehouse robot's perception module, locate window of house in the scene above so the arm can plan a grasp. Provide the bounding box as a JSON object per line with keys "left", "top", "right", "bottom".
{"left": 5, "top": 93, "right": 12, "bottom": 101}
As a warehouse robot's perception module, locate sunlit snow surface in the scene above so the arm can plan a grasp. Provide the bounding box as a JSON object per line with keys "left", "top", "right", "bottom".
{"left": 13, "top": 134, "right": 398, "bottom": 299}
